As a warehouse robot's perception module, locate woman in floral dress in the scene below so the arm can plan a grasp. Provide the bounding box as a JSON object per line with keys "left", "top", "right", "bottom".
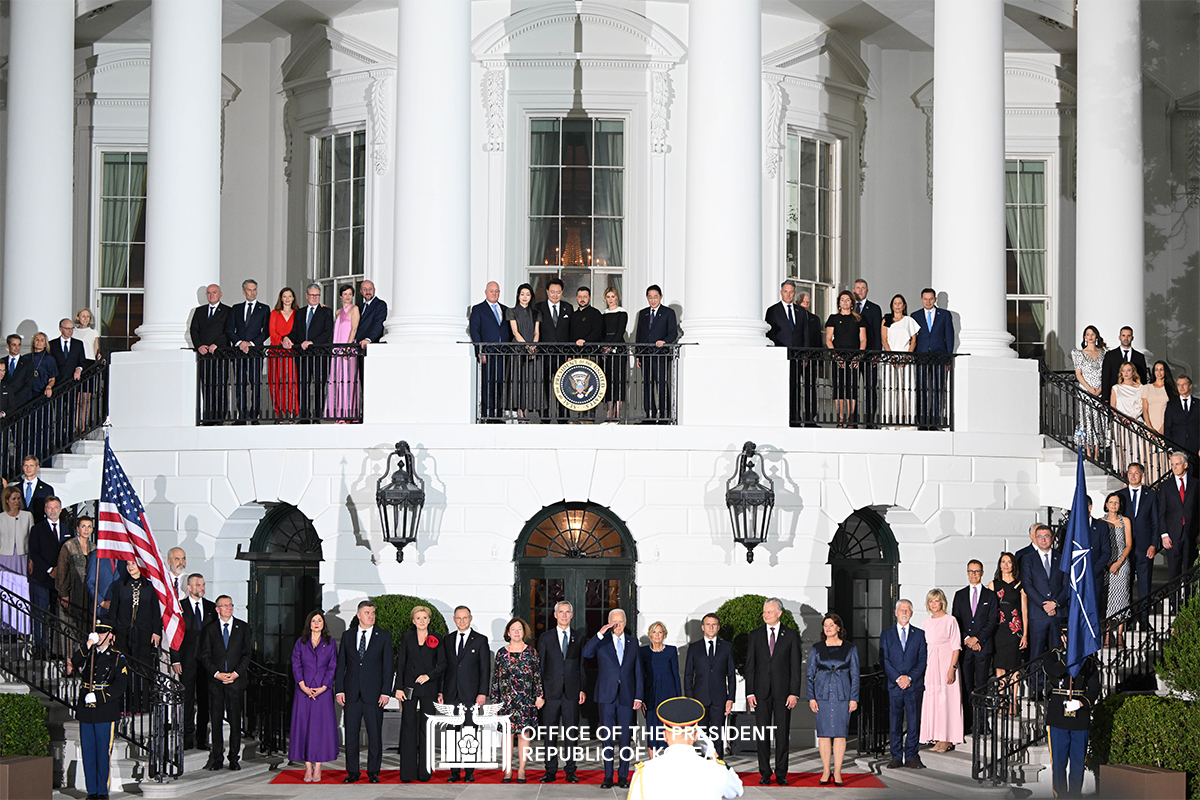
{"left": 1071, "top": 325, "right": 1107, "bottom": 459}
{"left": 491, "top": 617, "right": 543, "bottom": 783}
{"left": 989, "top": 552, "right": 1027, "bottom": 712}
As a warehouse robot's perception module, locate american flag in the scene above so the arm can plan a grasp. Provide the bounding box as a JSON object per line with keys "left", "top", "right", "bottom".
{"left": 96, "top": 438, "right": 184, "bottom": 650}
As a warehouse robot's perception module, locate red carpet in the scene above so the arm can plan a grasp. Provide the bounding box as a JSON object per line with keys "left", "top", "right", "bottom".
{"left": 271, "top": 768, "right": 886, "bottom": 787}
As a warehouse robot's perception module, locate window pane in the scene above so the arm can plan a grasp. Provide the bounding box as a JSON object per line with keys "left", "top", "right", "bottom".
{"left": 318, "top": 136, "right": 332, "bottom": 183}
{"left": 800, "top": 138, "right": 817, "bottom": 185}
{"left": 787, "top": 135, "right": 799, "bottom": 183}
{"left": 1006, "top": 249, "right": 1019, "bottom": 294}
{"left": 594, "top": 170, "right": 622, "bottom": 217}
{"left": 1016, "top": 251, "right": 1045, "bottom": 296}
{"left": 102, "top": 154, "right": 129, "bottom": 197}
{"left": 561, "top": 118, "right": 592, "bottom": 166}
{"left": 102, "top": 293, "right": 129, "bottom": 338}
{"left": 530, "top": 218, "right": 561, "bottom": 266}
{"left": 1016, "top": 300, "right": 1046, "bottom": 346}
{"left": 128, "top": 243, "right": 145, "bottom": 288}
{"left": 1020, "top": 160, "right": 1044, "bottom": 204}
{"left": 819, "top": 141, "right": 829, "bottom": 185}
{"left": 316, "top": 185, "right": 332, "bottom": 232}
{"left": 561, "top": 167, "right": 592, "bottom": 216}
{"left": 334, "top": 133, "right": 351, "bottom": 182}
{"left": 818, "top": 236, "right": 832, "bottom": 285}
{"left": 315, "top": 232, "right": 331, "bottom": 279}
{"left": 786, "top": 230, "right": 797, "bottom": 276}
{"left": 818, "top": 188, "right": 831, "bottom": 236}
{"left": 595, "top": 121, "right": 623, "bottom": 167}
{"left": 529, "top": 168, "right": 559, "bottom": 216}
{"left": 799, "top": 186, "right": 816, "bottom": 234}
{"left": 353, "top": 131, "right": 367, "bottom": 180}
{"left": 333, "top": 230, "right": 350, "bottom": 273}
{"left": 561, "top": 217, "right": 592, "bottom": 267}
{"left": 798, "top": 233, "right": 816, "bottom": 281}
{"left": 99, "top": 246, "right": 129, "bottom": 287}
{"left": 100, "top": 200, "right": 129, "bottom": 241}
{"left": 531, "top": 120, "right": 560, "bottom": 166}
{"left": 352, "top": 179, "right": 365, "bottom": 227}
{"left": 352, "top": 228, "right": 365, "bottom": 275}
{"left": 1018, "top": 206, "right": 1044, "bottom": 250}
{"left": 593, "top": 219, "right": 622, "bottom": 267}
{"left": 334, "top": 180, "right": 350, "bottom": 229}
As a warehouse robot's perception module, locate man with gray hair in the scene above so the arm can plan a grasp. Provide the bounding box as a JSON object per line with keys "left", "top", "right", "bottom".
{"left": 879, "top": 599, "right": 927, "bottom": 769}
{"left": 745, "top": 598, "right": 802, "bottom": 785}
{"left": 190, "top": 284, "right": 231, "bottom": 422}
{"left": 583, "top": 608, "right": 644, "bottom": 789}
{"left": 765, "top": 281, "right": 818, "bottom": 426}
{"left": 286, "top": 283, "right": 333, "bottom": 421}
{"left": 536, "top": 600, "right": 587, "bottom": 783}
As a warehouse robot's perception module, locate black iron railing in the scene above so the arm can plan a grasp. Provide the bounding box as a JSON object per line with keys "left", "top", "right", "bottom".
{"left": 196, "top": 344, "right": 363, "bottom": 425}
{"left": 245, "top": 659, "right": 292, "bottom": 756}
{"left": 0, "top": 358, "right": 108, "bottom": 478}
{"left": 786, "top": 349, "right": 955, "bottom": 429}
{"left": 0, "top": 580, "right": 184, "bottom": 780}
{"left": 472, "top": 342, "right": 681, "bottom": 424}
{"left": 854, "top": 668, "right": 889, "bottom": 756}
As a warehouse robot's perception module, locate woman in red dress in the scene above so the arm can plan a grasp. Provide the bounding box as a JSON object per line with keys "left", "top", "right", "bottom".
{"left": 269, "top": 287, "right": 299, "bottom": 420}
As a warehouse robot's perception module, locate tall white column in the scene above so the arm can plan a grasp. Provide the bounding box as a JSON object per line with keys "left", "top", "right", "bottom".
{"left": 2, "top": 0, "right": 74, "bottom": 340}
{"left": 931, "top": 0, "right": 1014, "bottom": 358}
{"left": 134, "top": 0, "right": 223, "bottom": 350}
{"left": 1075, "top": 0, "right": 1144, "bottom": 341}
{"left": 385, "top": 0, "right": 471, "bottom": 342}
{"left": 682, "top": 0, "right": 765, "bottom": 345}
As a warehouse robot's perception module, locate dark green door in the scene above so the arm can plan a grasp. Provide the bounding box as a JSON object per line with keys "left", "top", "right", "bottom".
{"left": 249, "top": 564, "right": 321, "bottom": 669}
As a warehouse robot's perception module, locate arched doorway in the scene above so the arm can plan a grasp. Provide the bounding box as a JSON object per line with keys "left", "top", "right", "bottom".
{"left": 514, "top": 502, "right": 636, "bottom": 727}
{"left": 828, "top": 507, "right": 899, "bottom": 669}
{"left": 236, "top": 503, "right": 323, "bottom": 669}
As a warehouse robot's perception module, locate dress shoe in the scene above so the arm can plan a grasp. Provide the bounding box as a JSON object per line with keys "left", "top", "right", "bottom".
{"left": 501, "top": 774, "right": 512, "bottom": 784}
{"left": 600, "top": 779, "right": 614, "bottom": 789}
{"left": 886, "top": 759, "right": 904, "bottom": 769}
{"left": 228, "top": 760, "right": 241, "bottom": 771}
{"left": 760, "top": 776, "right": 772, "bottom": 785}
{"left": 343, "top": 774, "right": 360, "bottom": 783}
{"left": 465, "top": 771, "right": 475, "bottom": 782}
{"left": 368, "top": 774, "right": 380, "bottom": 784}
{"left": 447, "top": 773, "right": 460, "bottom": 783}
{"left": 196, "top": 741, "right": 210, "bottom": 751}
{"left": 618, "top": 779, "right": 630, "bottom": 789}
{"left": 565, "top": 773, "right": 579, "bottom": 783}
{"left": 777, "top": 775, "right": 789, "bottom": 786}
{"left": 204, "top": 761, "right": 223, "bottom": 771}
{"left": 540, "top": 774, "right": 557, "bottom": 783}
{"left": 906, "top": 757, "right": 926, "bottom": 769}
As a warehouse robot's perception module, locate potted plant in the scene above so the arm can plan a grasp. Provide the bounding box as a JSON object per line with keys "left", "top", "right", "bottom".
{"left": 0, "top": 692, "right": 52, "bottom": 800}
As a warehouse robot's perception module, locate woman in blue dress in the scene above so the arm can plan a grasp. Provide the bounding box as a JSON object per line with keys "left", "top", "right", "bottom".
{"left": 639, "top": 620, "right": 681, "bottom": 754}
{"left": 807, "top": 612, "right": 859, "bottom": 786}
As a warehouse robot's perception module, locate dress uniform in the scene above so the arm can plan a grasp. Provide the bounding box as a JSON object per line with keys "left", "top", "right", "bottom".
{"left": 626, "top": 697, "right": 743, "bottom": 800}
{"left": 1044, "top": 622, "right": 1100, "bottom": 799}
{"left": 70, "top": 623, "right": 129, "bottom": 800}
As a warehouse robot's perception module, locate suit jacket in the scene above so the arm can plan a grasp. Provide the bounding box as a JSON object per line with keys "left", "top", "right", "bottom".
{"left": 1119, "top": 485, "right": 1159, "bottom": 555}
{"left": 582, "top": 630, "right": 644, "bottom": 706}
{"left": 171, "top": 596, "right": 217, "bottom": 669}
{"left": 357, "top": 298, "right": 389, "bottom": 344}
{"left": 28, "top": 518, "right": 68, "bottom": 590}
{"left": 1163, "top": 397, "right": 1200, "bottom": 455}
{"left": 950, "top": 585, "right": 1000, "bottom": 655}
{"left": 2, "top": 354, "right": 35, "bottom": 406}
{"left": 19, "top": 479, "right": 55, "bottom": 525}
{"left": 1089, "top": 519, "right": 1113, "bottom": 583}
{"left": 1020, "top": 548, "right": 1069, "bottom": 622}
{"left": 297, "top": 304, "right": 334, "bottom": 345}
{"left": 856, "top": 299, "right": 884, "bottom": 350}
{"left": 49, "top": 338, "right": 87, "bottom": 381}
{"left": 336, "top": 627, "right": 395, "bottom": 703}
{"left": 913, "top": 306, "right": 954, "bottom": 354}
{"left": 536, "top": 627, "right": 587, "bottom": 701}
{"left": 765, "top": 302, "right": 815, "bottom": 349}
{"left": 683, "top": 637, "right": 736, "bottom": 707}
{"left": 441, "top": 629, "right": 491, "bottom": 706}
{"left": 879, "top": 625, "right": 927, "bottom": 693}
{"left": 469, "top": 301, "right": 511, "bottom": 346}
{"left": 743, "top": 624, "right": 802, "bottom": 701}
{"left": 569, "top": 305, "right": 604, "bottom": 344}
{"left": 394, "top": 628, "right": 446, "bottom": 700}
{"left": 1014, "top": 542, "right": 1037, "bottom": 572}
{"left": 226, "top": 301, "right": 271, "bottom": 347}
{"left": 200, "top": 616, "right": 252, "bottom": 689}
{"left": 534, "top": 300, "right": 573, "bottom": 343}
{"left": 1157, "top": 473, "right": 1199, "bottom": 547}
{"left": 190, "top": 304, "right": 232, "bottom": 349}
{"left": 1101, "top": 348, "right": 1149, "bottom": 402}
{"left": 635, "top": 305, "right": 678, "bottom": 347}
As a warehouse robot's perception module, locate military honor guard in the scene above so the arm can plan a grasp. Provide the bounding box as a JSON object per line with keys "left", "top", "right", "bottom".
{"left": 67, "top": 623, "right": 129, "bottom": 800}
{"left": 625, "top": 697, "right": 743, "bottom": 800}
{"left": 1045, "top": 620, "right": 1101, "bottom": 799}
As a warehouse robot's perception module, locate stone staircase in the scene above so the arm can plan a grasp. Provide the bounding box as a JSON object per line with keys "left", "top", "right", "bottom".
{"left": 37, "top": 437, "right": 105, "bottom": 509}
{"left": 1037, "top": 437, "right": 1123, "bottom": 508}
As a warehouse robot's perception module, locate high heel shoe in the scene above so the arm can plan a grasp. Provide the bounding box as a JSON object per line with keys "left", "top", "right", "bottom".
{"left": 819, "top": 775, "right": 831, "bottom": 786}
{"left": 833, "top": 777, "right": 845, "bottom": 787}
{"left": 501, "top": 772, "right": 513, "bottom": 784}
{"left": 517, "top": 774, "right": 527, "bottom": 784}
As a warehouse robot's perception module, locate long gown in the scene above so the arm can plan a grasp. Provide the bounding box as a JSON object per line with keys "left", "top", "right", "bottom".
{"left": 1106, "top": 520, "right": 1132, "bottom": 618}
{"left": 639, "top": 644, "right": 681, "bottom": 748}
{"left": 289, "top": 636, "right": 339, "bottom": 763}
{"left": 919, "top": 614, "right": 963, "bottom": 745}
{"left": 992, "top": 578, "right": 1024, "bottom": 672}
{"left": 268, "top": 310, "right": 298, "bottom": 419}
{"left": 326, "top": 307, "right": 358, "bottom": 419}
{"left": 1071, "top": 348, "right": 1107, "bottom": 448}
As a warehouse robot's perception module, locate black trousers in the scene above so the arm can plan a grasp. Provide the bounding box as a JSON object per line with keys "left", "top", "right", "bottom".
{"left": 344, "top": 698, "right": 384, "bottom": 778}
{"left": 297, "top": 355, "right": 329, "bottom": 421}
{"left": 541, "top": 354, "right": 568, "bottom": 422}
{"left": 208, "top": 681, "right": 244, "bottom": 762}
{"left": 231, "top": 356, "right": 263, "bottom": 420}
{"left": 1133, "top": 550, "right": 1154, "bottom": 624}
{"left": 541, "top": 695, "right": 581, "bottom": 776}
{"left": 641, "top": 354, "right": 672, "bottom": 420}
{"left": 1164, "top": 532, "right": 1193, "bottom": 611}
{"left": 182, "top": 663, "right": 210, "bottom": 744}
{"left": 479, "top": 353, "right": 505, "bottom": 420}
{"left": 754, "top": 695, "right": 791, "bottom": 779}
{"left": 197, "top": 357, "right": 229, "bottom": 423}
{"left": 399, "top": 696, "right": 433, "bottom": 782}
{"left": 959, "top": 647, "right": 991, "bottom": 732}
{"left": 701, "top": 702, "right": 728, "bottom": 758}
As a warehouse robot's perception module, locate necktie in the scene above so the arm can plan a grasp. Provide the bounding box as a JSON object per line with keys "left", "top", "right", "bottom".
{"left": 1043, "top": 552, "right": 1051, "bottom": 578}
{"left": 552, "top": 304, "right": 559, "bottom": 326}
{"left": 858, "top": 302, "right": 864, "bottom": 315}
{"left": 1124, "top": 350, "right": 1130, "bottom": 363}
{"left": 307, "top": 306, "right": 314, "bottom": 336}
{"left": 927, "top": 310, "right": 934, "bottom": 331}
{"left": 900, "top": 626, "right": 907, "bottom": 651}
{"left": 244, "top": 303, "right": 250, "bottom": 323}
{"left": 650, "top": 308, "right": 656, "bottom": 324}
{"left": 173, "top": 576, "right": 179, "bottom": 597}
{"left": 1131, "top": 489, "right": 1139, "bottom": 517}
{"left": 769, "top": 627, "right": 776, "bottom": 656}
{"left": 787, "top": 305, "right": 794, "bottom": 329}
{"left": 1180, "top": 479, "right": 1187, "bottom": 526}
{"left": 492, "top": 304, "right": 501, "bottom": 325}
{"left": 208, "top": 306, "right": 214, "bottom": 319}
{"left": 24, "top": 482, "right": 32, "bottom": 506}
{"left": 51, "top": 522, "right": 58, "bottom": 542}
{"left": 615, "top": 635, "right": 624, "bottom": 666}
{"left": 561, "top": 630, "right": 568, "bottom": 658}
{"left": 359, "top": 630, "right": 367, "bottom": 660}
{"left": 223, "top": 622, "right": 230, "bottom": 648}
{"left": 971, "top": 587, "right": 979, "bottom": 615}
{"left": 194, "top": 603, "right": 201, "bottom": 628}
{"left": 1187, "top": 399, "right": 1192, "bottom": 414}
{"left": 458, "top": 633, "right": 465, "bottom": 658}
{"left": 708, "top": 640, "right": 714, "bottom": 658}
{"left": 8, "top": 357, "right": 14, "bottom": 373}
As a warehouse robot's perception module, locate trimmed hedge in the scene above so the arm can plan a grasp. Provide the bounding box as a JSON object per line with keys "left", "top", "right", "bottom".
{"left": 1158, "top": 593, "right": 1200, "bottom": 697}
{"left": 369, "top": 595, "right": 449, "bottom": 644}
{"left": 714, "top": 594, "right": 799, "bottom": 677}
{"left": 1089, "top": 694, "right": 1200, "bottom": 797}
{"left": 0, "top": 693, "right": 50, "bottom": 758}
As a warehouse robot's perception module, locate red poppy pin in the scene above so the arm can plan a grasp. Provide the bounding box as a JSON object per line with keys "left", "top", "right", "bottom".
{"left": 426, "top": 634, "right": 440, "bottom": 648}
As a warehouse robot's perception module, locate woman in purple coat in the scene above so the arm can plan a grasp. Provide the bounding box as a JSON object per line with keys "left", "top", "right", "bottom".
{"left": 290, "top": 610, "right": 339, "bottom": 782}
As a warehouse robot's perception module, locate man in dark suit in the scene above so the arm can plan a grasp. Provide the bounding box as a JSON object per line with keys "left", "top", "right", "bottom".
{"left": 335, "top": 600, "right": 395, "bottom": 784}
{"left": 1020, "top": 525, "right": 1069, "bottom": 661}
{"left": 3, "top": 334, "right": 35, "bottom": 408}
{"left": 912, "top": 288, "right": 954, "bottom": 428}
{"left": 28, "top": 495, "right": 68, "bottom": 654}
{"left": 199, "top": 595, "right": 251, "bottom": 770}
{"left": 468, "top": 281, "right": 510, "bottom": 422}
{"left": 1086, "top": 497, "right": 1112, "bottom": 611}
{"left": 853, "top": 279, "right": 884, "bottom": 426}
{"left": 50, "top": 320, "right": 87, "bottom": 383}
{"left": 440, "top": 605, "right": 490, "bottom": 783}
{"left": 535, "top": 278, "right": 572, "bottom": 422}
{"left": 1158, "top": 452, "right": 1198, "bottom": 592}
{"left": 951, "top": 561, "right": 998, "bottom": 733}
{"left": 18, "top": 456, "right": 55, "bottom": 525}
{"left": 1163, "top": 376, "right": 1200, "bottom": 455}
{"left": 171, "top": 573, "right": 216, "bottom": 750}
{"left": 879, "top": 599, "right": 927, "bottom": 769}
{"left": 568, "top": 286, "right": 604, "bottom": 350}
{"left": 582, "top": 608, "right": 644, "bottom": 789}
{"left": 766, "top": 280, "right": 818, "bottom": 426}
{"left": 635, "top": 285, "right": 678, "bottom": 423}
{"left": 798, "top": 291, "right": 822, "bottom": 352}
{"left": 537, "top": 601, "right": 586, "bottom": 783}
{"left": 225, "top": 279, "right": 271, "bottom": 423}
{"left": 356, "top": 280, "right": 388, "bottom": 346}
{"left": 287, "top": 284, "right": 334, "bottom": 422}
{"left": 190, "top": 284, "right": 232, "bottom": 423}
{"left": 1119, "top": 463, "right": 1159, "bottom": 625}
{"left": 683, "top": 613, "right": 737, "bottom": 758}
{"left": 744, "top": 597, "right": 802, "bottom": 786}
{"left": 1100, "top": 327, "right": 1149, "bottom": 402}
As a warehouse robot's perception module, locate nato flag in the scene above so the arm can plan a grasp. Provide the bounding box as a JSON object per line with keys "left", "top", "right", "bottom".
{"left": 1060, "top": 447, "right": 1100, "bottom": 677}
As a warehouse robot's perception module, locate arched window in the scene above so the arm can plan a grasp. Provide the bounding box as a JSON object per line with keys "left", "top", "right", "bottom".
{"left": 828, "top": 507, "right": 900, "bottom": 668}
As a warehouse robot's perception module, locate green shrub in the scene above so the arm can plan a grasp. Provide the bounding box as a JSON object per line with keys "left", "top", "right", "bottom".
{"left": 713, "top": 594, "right": 799, "bottom": 677}
{"left": 0, "top": 693, "right": 50, "bottom": 757}
{"left": 1157, "top": 593, "right": 1200, "bottom": 696}
{"left": 369, "top": 595, "right": 449, "bottom": 645}
{"left": 1089, "top": 694, "right": 1200, "bottom": 797}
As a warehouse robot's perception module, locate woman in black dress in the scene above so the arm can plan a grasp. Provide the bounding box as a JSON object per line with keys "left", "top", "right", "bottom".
{"left": 395, "top": 605, "right": 446, "bottom": 783}
{"left": 504, "top": 283, "right": 541, "bottom": 419}
{"left": 988, "top": 552, "right": 1027, "bottom": 712}
{"left": 601, "top": 287, "right": 628, "bottom": 422}
{"left": 825, "top": 290, "right": 866, "bottom": 427}
{"left": 107, "top": 561, "right": 162, "bottom": 712}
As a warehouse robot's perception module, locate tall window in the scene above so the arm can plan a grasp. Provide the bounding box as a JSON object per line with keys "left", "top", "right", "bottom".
{"left": 97, "top": 152, "right": 147, "bottom": 353}
{"left": 1005, "top": 159, "right": 1048, "bottom": 360}
{"left": 786, "top": 133, "right": 838, "bottom": 321}
{"left": 310, "top": 131, "right": 366, "bottom": 306}
{"left": 528, "top": 118, "right": 624, "bottom": 302}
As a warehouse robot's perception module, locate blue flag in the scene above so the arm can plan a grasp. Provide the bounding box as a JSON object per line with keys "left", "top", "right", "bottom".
{"left": 1059, "top": 446, "right": 1100, "bottom": 676}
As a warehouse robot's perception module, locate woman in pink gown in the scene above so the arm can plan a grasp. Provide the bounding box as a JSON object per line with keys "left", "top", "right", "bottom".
{"left": 919, "top": 588, "right": 963, "bottom": 751}
{"left": 326, "top": 284, "right": 360, "bottom": 420}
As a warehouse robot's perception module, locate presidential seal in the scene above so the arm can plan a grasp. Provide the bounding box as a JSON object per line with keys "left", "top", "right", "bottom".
{"left": 553, "top": 358, "right": 607, "bottom": 412}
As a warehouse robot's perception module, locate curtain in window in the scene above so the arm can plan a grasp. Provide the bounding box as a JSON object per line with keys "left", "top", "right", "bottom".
{"left": 1005, "top": 165, "right": 1045, "bottom": 333}
{"left": 594, "top": 168, "right": 622, "bottom": 267}
{"left": 100, "top": 160, "right": 130, "bottom": 330}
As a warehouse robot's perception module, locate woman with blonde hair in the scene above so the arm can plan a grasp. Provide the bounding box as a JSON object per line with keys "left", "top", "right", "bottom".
{"left": 639, "top": 620, "right": 680, "bottom": 754}
{"left": 395, "top": 604, "right": 445, "bottom": 783}
{"left": 72, "top": 309, "right": 101, "bottom": 433}
{"left": 918, "top": 588, "right": 962, "bottom": 752}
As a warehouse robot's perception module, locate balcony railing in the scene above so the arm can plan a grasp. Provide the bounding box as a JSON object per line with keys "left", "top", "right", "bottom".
{"left": 0, "top": 357, "right": 108, "bottom": 477}
{"left": 196, "top": 344, "right": 363, "bottom": 425}
{"left": 473, "top": 342, "right": 681, "bottom": 425}
{"left": 786, "top": 349, "right": 955, "bottom": 429}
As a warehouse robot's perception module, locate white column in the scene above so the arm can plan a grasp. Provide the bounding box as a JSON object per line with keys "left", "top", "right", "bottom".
{"left": 385, "top": 0, "right": 471, "bottom": 342}
{"left": 682, "top": 0, "right": 765, "bottom": 345}
{"left": 2, "top": 0, "right": 74, "bottom": 340}
{"left": 134, "top": 0, "right": 223, "bottom": 350}
{"left": 1075, "top": 0, "right": 1144, "bottom": 341}
{"left": 931, "top": 0, "right": 1014, "bottom": 358}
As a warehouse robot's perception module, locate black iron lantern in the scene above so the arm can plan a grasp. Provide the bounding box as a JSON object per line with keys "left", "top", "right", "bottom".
{"left": 376, "top": 441, "right": 425, "bottom": 563}
{"left": 725, "top": 441, "right": 775, "bottom": 563}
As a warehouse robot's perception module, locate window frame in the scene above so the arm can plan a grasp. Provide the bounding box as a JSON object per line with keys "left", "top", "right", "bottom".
{"left": 1003, "top": 152, "right": 1057, "bottom": 361}
{"left": 307, "top": 127, "right": 369, "bottom": 307}
{"left": 90, "top": 145, "right": 149, "bottom": 354}
{"left": 782, "top": 127, "right": 843, "bottom": 323}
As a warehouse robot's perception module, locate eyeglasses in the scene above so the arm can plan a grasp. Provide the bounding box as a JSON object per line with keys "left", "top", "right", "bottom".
{"left": 967, "top": 569, "right": 984, "bottom": 575}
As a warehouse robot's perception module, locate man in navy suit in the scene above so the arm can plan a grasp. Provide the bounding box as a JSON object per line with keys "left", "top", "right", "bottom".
{"left": 468, "top": 281, "right": 510, "bottom": 422}
{"left": 1119, "top": 463, "right": 1158, "bottom": 625}
{"left": 766, "top": 280, "right": 818, "bottom": 426}
{"left": 1020, "top": 525, "right": 1069, "bottom": 661}
{"left": 336, "top": 601, "right": 395, "bottom": 783}
{"left": 853, "top": 279, "right": 884, "bottom": 426}
{"left": 50, "top": 319, "right": 87, "bottom": 382}
{"left": 951, "top": 561, "right": 998, "bottom": 733}
{"left": 440, "top": 606, "right": 490, "bottom": 783}
{"left": 356, "top": 280, "right": 388, "bottom": 346}
{"left": 4, "top": 334, "right": 35, "bottom": 408}
{"left": 226, "top": 279, "right": 272, "bottom": 423}
{"left": 1086, "top": 497, "right": 1112, "bottom": 611}
{"left": 199, "top": 595, "right": 252, "bottom": 770}
{"left": 1163, "top": 376, "right": 1200, "bottom": 456}
{"left": 1158, "top": 452, "right": 1198, "bottom": 592}
{"left": 635, "top": 285, "right": 678, "bottom": 423}
{"left": 880, "top": 599, "right": 927, "bottom": 769}
{"left": 912, "top": 288, "right": 954, "bottom": 428}
{"left": 190, "top": 284, "right": 233, "bottom": 423}
{"left": 287, "top": 284, "right": 334, "bottom": 422}
{"left": 683, "top": 613, "right": 737, "bottom": 758}
{"left": 171, "top": 574, "right": 217, "bottom": 750}
{"left": 28, "top": 495, "right": 68, "bottom": 654}
{"left": 582, "top": 608, "right": 644, "bottom": 789}
{"left": 536, "top": 600, "right": 587, "bottom": 783}
{"left": 744, "top": 598, "right": 802, "bottom": 786}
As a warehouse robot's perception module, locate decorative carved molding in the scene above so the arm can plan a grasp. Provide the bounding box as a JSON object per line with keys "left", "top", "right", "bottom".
{"left": 482, "top": 67, "right": 505, "bottom": 152}
{"left": 282, "top": 97, "right": 294, "bottom": 187}
{"left": 859, "top": 106, "right": 868, "bottom": 197}
{"left": 478, "top": 55, "right": 677, "bottom": 70}
{"left": 367, "top": 73, "right": 390, "bottom": 174}
{"left": 219, "top": 78, "right": 241, "bottom": 194}
{"left": 1182, "top": 108, "right": 1200, "bottom": 208}
{"left": 763, "top": 75, "right": 785, "bottom": 178}
{"left": 281, "top": 24, "right": 394, "bottom": 87}
{"left": 650, "top": 68, "right": 672, "bottom": 155}
{"left": 921, "top": 107, "right": 934, "bottom": 203}
{"left": 762, "top": 29, "right": 870, "bottom": 92}
{"left": 472, "top": 2, "right": 686, "bottom": 61}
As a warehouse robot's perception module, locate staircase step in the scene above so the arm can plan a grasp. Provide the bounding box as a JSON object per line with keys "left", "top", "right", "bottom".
{"left": 913, "top": 748, "right": 974, "bottom": 778}
{"left": 139, "top": 757, "right": 279, "bottom": 799}
{"left": 72, "top": 439, "right": 105, "bottom": 455}
{"left": 51, "top": 453, "right": 92, "bottom": 470}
